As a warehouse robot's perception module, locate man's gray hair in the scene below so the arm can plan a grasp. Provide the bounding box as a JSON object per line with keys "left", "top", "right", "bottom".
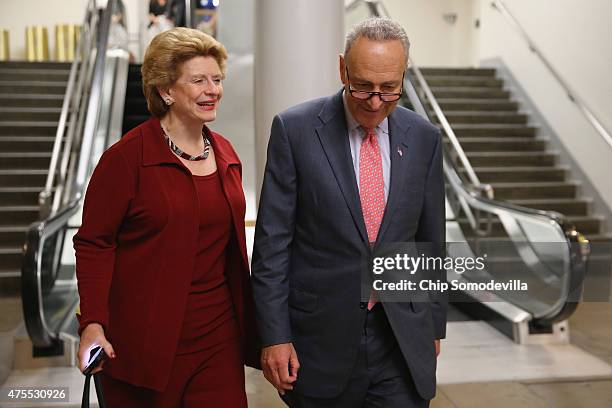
{"left": 345, "top": 17, "right": 410, "bottom": 64}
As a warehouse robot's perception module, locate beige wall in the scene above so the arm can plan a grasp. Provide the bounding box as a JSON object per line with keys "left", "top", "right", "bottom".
{"left": 0, "top": 0, "right": 144, "bottom": 61}
{"left": 477, "top": 0, "right": 612, "bottom": 209}
{"left": 0, "top": 0, "right": 87, "bottom": 60}
{"left": 383, "top": 0, "right": 478, "bottom": 67}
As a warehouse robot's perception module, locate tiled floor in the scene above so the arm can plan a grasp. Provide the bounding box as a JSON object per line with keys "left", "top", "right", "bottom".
{"left": 3, "top": 309, "right": 612, "bottom": 407}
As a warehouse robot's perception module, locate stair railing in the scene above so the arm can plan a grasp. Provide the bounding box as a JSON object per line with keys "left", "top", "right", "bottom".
{"left": 38, "top": 0, "right": 98, "bottom": 219}
{"left": 491, "top": 0, "right": 612, "bottom": 149}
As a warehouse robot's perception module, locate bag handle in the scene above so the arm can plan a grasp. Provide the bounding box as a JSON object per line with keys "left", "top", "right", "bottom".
{"left": 81, "top": 373, "right": 107, "bottom": 408}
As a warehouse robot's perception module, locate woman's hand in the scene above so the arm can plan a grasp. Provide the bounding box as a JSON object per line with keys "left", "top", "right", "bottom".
{"left": 77, "top": 323, "right": 116, "bottom": 374}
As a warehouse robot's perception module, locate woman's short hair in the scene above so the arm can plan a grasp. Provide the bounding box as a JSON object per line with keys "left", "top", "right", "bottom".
{"left": 141, "top": 27, "right": 228, "bottom": 118}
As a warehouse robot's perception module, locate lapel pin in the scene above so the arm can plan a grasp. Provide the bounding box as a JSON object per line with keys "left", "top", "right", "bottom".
{"left": 397, "top": 147, "right": 403, "bottom": 157}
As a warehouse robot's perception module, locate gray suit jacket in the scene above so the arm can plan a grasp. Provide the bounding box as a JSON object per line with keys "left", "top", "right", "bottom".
{"left": 252, "top": 89, "right": 447, "bottom": 400}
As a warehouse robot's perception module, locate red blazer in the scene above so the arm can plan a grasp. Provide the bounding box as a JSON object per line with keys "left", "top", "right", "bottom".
{"left": 74, "top": 118, "right": 260, "bottom": 391}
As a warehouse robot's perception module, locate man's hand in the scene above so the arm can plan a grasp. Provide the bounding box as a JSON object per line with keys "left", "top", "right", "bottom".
{"left": 261, "top": 343, "right": 300, "bottom": 395}
{"left": 77, "top": 323, "right": 116, "bottom": 374}
{"left": 435, "top": 339, "right": 441, "bottom": 357}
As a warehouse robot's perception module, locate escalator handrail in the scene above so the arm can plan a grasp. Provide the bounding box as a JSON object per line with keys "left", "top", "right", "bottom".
{"left": 348, "top": 0, "right": 590, "bottom": 325}
{"left": 21, "top": 0, "right": 118, "bottom": 349}
{"left": 21, "top": 198, "right": 81, "bottom": 348}
{"left": 491, "top": 0, "right": 612, "bottom": 149}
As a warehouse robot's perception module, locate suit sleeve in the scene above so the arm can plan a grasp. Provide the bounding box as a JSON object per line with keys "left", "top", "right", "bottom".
{"left": 251, "top": 114, "right": 297, "bottom": 347}
{"left": 73, "top": 147, "right": 135, "bottom": 335}
{"left": 415, "top": 130, "right": 448, "bottom": 339}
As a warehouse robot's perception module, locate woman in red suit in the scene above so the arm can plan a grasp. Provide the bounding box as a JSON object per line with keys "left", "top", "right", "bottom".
{"left": 74, "top": 27, "right": 259, "bottom": 406}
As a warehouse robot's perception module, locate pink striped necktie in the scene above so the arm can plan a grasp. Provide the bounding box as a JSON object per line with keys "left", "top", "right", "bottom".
{"left": 359, "top": 127, "right": 386, "bottom": 310}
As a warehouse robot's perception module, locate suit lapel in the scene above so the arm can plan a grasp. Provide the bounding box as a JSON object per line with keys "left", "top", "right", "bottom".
{"left": 315, "top": 91, "right": 369, "bottom": 245}
{"left": 376, "top": 111, "right": 412, "bottom": 246}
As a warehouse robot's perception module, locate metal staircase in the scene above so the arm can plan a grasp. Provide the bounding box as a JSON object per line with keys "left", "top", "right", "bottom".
{"left": 418, "top": 67, "right": 611, "bottom": 243}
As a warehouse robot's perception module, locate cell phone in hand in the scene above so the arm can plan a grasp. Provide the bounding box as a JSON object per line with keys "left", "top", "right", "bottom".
{"left": 83, "top": 345, "right": 107, "bottom": 375}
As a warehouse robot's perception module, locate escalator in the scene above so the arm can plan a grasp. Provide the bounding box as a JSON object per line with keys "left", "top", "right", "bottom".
{"left": 18, "top": 0, "right": 129, "bottom": 357}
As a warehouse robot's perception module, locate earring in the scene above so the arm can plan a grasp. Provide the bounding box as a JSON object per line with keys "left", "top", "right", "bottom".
{"left": 165, "top": 99, "right": 173, "bottom": 106}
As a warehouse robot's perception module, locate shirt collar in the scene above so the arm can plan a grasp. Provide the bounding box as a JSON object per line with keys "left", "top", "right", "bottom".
{"left": 342, "top": 90, "right": 389, "bottom": 135}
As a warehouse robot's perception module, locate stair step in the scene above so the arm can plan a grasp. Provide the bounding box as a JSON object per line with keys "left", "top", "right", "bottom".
{"left": 0, "top": 121, "right": 60, "bottom": 136}
{"left": 445, "top": 137, "right": 547, "bottom": 152}
{"left": 461, "top": 166, "right": 567, "bottom": 182}
{"left": 0, "top": 187, "right": 42, "bottom": 206}
{"left": 0, "top": 81, "right": 67, "bottom": 95}
{"left": 0, "top": 68, "right": 71, "bottom": 82}
{"left": 0, "top": 136, "right": 56, "bottom": 152}
{"left": 0, "top": 170, "right": 47, "bottom": 187}
{"left": 0, "top": 61, "right": 71, "bottom": 70}
{"left": 0, "top": 225, "right": 29, "bottom": 246}
{"left": 465, "top": 151, "right": 558, "bottom": 167}
{"left": 0, "top": 247, "right": 23, "bottom": 271}
{"left": 430, "top": 87, "right": 510, "bottom": 99}
{"left": 0, "top": 272, "right": 21, "bottom": 295}
{"left": 0, "top": 152, "right": 52, "bottom": 169}
{"left": 508, "top": 198, "right": 591, "bottom": 216}
{"left": 421, "top": 76, "right": 503, "bottom": 88}
{"left": 450, "top": 124, "right": 537, "bottom": 137}
{"left": 431, "top": 99, "right": 519, "bottom": 112}
{"left": 0, "top": 206, "right": 39, "bottom": 226}
{"left": 434, "top": 111, "right": 528, "bottom": 124}
{"left": 0, "top": 107, "right": 62, "bottom": 122}
{"left": 458, "top": 215, "right": 603, "bottom": 236}
{"left": 0, "top": 94, "right": 64, "bottom": 108}
{"left": 562, "top": 216, "right": 604, "bottom": 235}
{"left": 419, "top": 67, "right": 497, "bottom": 77}
{"left": 490, "top": 181, "right": 579, "bottom": 199}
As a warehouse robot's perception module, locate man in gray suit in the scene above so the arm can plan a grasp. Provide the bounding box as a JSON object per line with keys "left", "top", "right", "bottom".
{"left": 252, "top": 17, "right": 447, "bottom": 407}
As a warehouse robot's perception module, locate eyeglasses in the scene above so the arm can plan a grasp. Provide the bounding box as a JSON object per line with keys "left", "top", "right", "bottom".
{"left": 345, "top": 68, "right": 404, "bottom": 102}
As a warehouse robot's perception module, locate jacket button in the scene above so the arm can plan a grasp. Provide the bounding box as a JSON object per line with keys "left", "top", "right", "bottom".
{"left": 360, "top": 302, "right": 367, "bottom": 309}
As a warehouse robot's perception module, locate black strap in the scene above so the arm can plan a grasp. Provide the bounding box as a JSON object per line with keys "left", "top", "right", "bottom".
{"left": 82, "top": 373, "right": 106, "bottom": 408}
